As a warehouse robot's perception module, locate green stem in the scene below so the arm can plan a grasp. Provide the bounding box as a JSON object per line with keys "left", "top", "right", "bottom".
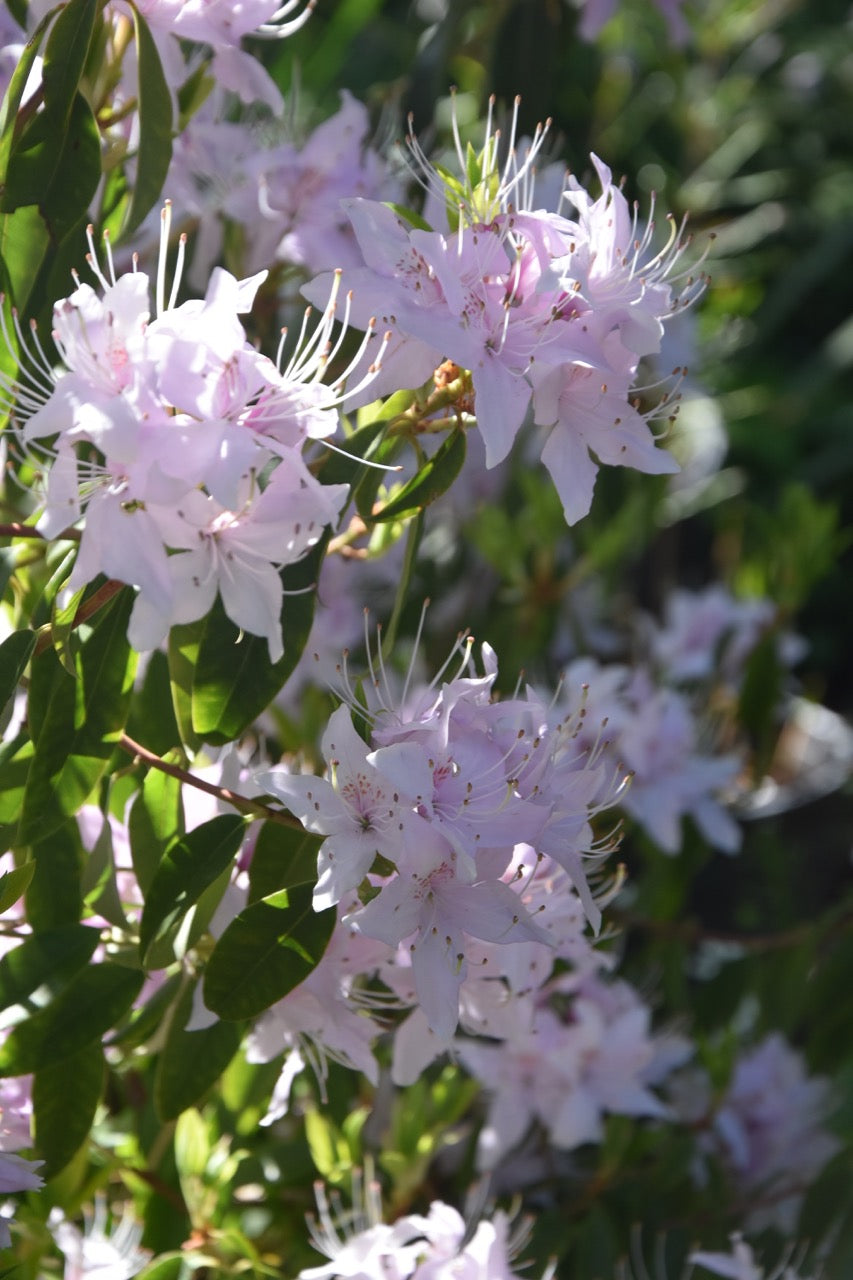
{"left": 381, "top": 509, "right": 424, "bottom": 663}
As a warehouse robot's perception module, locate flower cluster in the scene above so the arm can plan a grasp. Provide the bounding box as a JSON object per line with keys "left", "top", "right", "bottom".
{"left": 307, "top": 101, "right": 704, "bottom": 525}
{"left": 259, "top": 633, "right": 625, "bottom": 1040}
{"left": 4, "top": 211, "right": 385, "bottom": 660}
{"left": 300, "top": 1178, "right": 553, "bottom": 1280}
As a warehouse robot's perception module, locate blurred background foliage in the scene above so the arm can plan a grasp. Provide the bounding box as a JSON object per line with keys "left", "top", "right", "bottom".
{"left": 262, "top": 1, "right": 853, "bottom": 1273}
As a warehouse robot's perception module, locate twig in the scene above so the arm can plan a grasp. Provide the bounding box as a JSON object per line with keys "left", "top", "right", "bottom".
{"left": 118, "top": 733, "right": 303, "bottom": 830}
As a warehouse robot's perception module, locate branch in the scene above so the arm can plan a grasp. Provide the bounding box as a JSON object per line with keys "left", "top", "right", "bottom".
{"left": 118, "top": 733, "right": 303, "bottom": 830}
{"left": 33, "top": 578, "right": 127, "bottom": 656}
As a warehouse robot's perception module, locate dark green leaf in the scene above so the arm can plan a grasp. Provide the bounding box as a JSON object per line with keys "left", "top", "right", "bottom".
{"left": 0, "top": 924, "right": 99, "bottom": 1011}
{"left": 0, "top": 962, "right": 143, "bottom": 1074}
{"left": 25, "top": 820, "right": 83, "bottom": 929}
{"left": 354, "top": 433, "right": 404, "bottom": 524}
{"left": 80, "top": 813, "right": 129, "bottom": 930}
{"left": 738, "top": 630, "right": 783, "bottom": 777}
{"left": 203, "top": 885, "right": 334, "bottom": 1021}
{"left": 40, "top": 0, "right": 97, "bottom": 131}
{"left": 0, "top": 861, "right": 34, "bottom": 914}
{"left": 123, "top": 4, "right": 173, "bottom": 237}
{"left": 0, "top": 8, "right": 56, "bottom": 175}
{"left": 18, "top": 588, "right": 137, "bottom": 843}
{"left": 318, "top": 417, "right": 391, "bottom": 488}
{"left": 188, "top": 539, "right": 326, "bottom": 744}
{"left": 139, "top": 814, "right": 246, "bottom": 963}
{"left": 126, "top": 648, "right": 181, "bottom": 758}
{"left": 248, "top": 822, "right": 321, "bottom": 902}
{"left": 372, "top": 429, "right": 466, "bottom": 523}
{"left": 33, "top": 1040, "right": 103, "bottom": 1176}
{"left": 154, "top": 981, "right": 243, "bottom": 1121}
{"left": 0, "top": 629, "right": 35, "bottom": 713}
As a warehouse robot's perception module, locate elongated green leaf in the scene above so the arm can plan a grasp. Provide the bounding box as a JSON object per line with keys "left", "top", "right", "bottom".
{"left": 126, "top": 648, "right": 181, "bottom": 758}
{"left": 248, "top": 822, "right": 321, "bottom": 902}
{"left": 318, "top": 417, "right": 392, "bottom": 488}
{"left": 0, "top": 962, "right": 143, "bottom": 1075}
{"left": 0, "top": 8, "right": 56, "bottom": 172}
{"left": 354, "top": 433, "right": 404, "bottom": 523}
{"left": 2, "top": 0, "right": 100, "bottom": 227}
{"left": 134, "top": 1256, "right": 185, "bottom": 1280}
{"left": 0, "top": 861, "right": 34, "bottom": 914}
{"left": 167, "top": 622, "right": 202, "bottom": 752}
{"left": 81, "top": 814, "right": 129, "bottom": 930}
{"left": 33, "top": 1040, "right": 103, "bottom": 1176}
{"left": 154, "top": 981, "right": 243, "bottom": 1121}
{"left": 19, "top": 589, "right": 137, "bottom": 843}
{"left": 40, "top": 0, "right": 98, "bottom": 131}
{"left": 0, "top": 736, "right": 32, "bottom": 846}
{"left": 188, "top": 539, "right": 326, "bottom": 744}
{"left": 25, "top": 819, "right": 83, "bottom": 930}
{"left": 3, "top": 90, "right": 101, "bottom": 245}
{"left": 203, "top": 885, "right": 335, "bottom": 1021}
{"left": 0, "top": 201, "right": 49, "bottom": 315}
{"left": 372, "top": 429, "right": 467, "bottom": 523}
{"left": 0, "top": 629, "right": 35, "bottom": 712}
{"left": 123, "top": 4, "right": 172, "bottom": 236}
{"left": 139, "top": 814, "right": 246, "bottom": 963}
{"left": 128, "top": 760, "right": 184, "bottom": 895}
{"left": 0, "top": 924, "right": 100, "bottom": 1011}
{"left": 52, "top": 584, "right": 86, "bottom": 677}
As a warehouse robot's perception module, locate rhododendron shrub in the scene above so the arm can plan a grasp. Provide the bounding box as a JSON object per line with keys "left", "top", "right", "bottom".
{"left": 0, "top": 1, "right": 850, "bottom": 1277}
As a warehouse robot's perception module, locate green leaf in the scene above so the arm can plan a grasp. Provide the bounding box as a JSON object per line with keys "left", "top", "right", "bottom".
{"left": 80, "top": 811, "right": 129, "bottom": 930}
{"left": 33, "top": 1040, "right": 103, "bottom": 1176}
{"left": 372, "top": 429, "right": 466, "bottom": 523}
{"left": 3, "top": 90, "right": 100, "bottom": 241}
{"left": 154, "top": 981, "right": 243, "bottom": 1121}
{"left": 186, "top": 540, "right": 326, "bottom": 744}
{"left": 39, "top": 0, "right": 97, "bottom": 132}
{"left": 0, "top": 8, "right": 56, "bottom": 175}
{"left": 0, "top": 734, "right": 32, "bottom": 843}
{"left": 126, "top": 648, "right": 181, "bottom": 758}
{"left": 18, "top": 588, "right": 137, "bottom": 844}
{"left": 139, "top": 814, "right": 246, "bottom": 964}
{"left": 0, "top": 629, "right": 35, "bottom": 713}
{"left": 51, "top": 584, "right": 86, "bottom": 677}
{"left": 247, "top": 822, "right": 321, "bottom": 902}
{"left": 0, "top": 924, "right": 100, "bottom": 1011}
{"left": 0, "top": 201, "right": 49, "bottom": 315}
{"left": 123, "top": 4, "right": 173, "bottom": 237}
{"left": 0, "top": 961, "right": 143, "bottom": 1075}
{"left": 167, "top": 621, "right": 202, "bottom": 752}
{"left": 0, "top": 861, "right": 34, "bottom": 914}
{"left": 25, "top": 820, "right": 84, "bottom": 930}
{"left": 317, "top": 417, "right": 391, "bottom": 488}
{"left": 128, "top": 760, "right": 184, "bottom": 895}
{"left": 383, "top": 201, "right": 432, "bottom": 233}
{"left": 203, "top": 885, "right": 335, "bottom": 1021}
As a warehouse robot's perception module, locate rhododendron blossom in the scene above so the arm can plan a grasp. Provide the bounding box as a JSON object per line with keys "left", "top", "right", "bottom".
{"left": 3, "top": 210, "right": 384, "bottom": 660}
{"left": 307, "top": 103, "right": 705, "bottom": 525}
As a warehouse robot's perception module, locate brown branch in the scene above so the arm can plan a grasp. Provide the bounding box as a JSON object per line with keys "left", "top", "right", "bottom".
{"left": 33, "top": 578, "right": 127, "bottom": 656}
{"left": 119, "top": 732, "right": 303, "bottom": 830}
{"left": 0, "top": 523, "right": 45, "bottom": 539}
{"left": 0, "top": 522, "right": 81, "bottom": 541}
